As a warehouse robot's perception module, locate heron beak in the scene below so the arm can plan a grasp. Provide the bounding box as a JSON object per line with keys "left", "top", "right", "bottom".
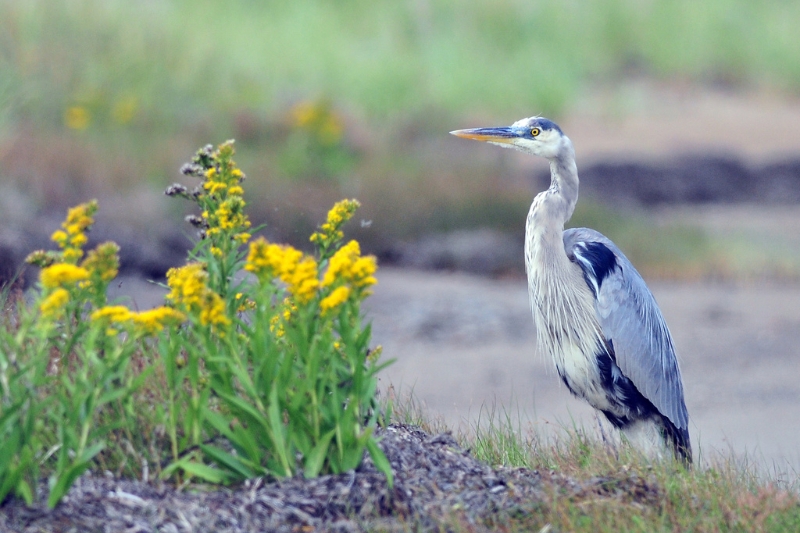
{"left": 450, "top": 127, "right": 518, "bottom": 145}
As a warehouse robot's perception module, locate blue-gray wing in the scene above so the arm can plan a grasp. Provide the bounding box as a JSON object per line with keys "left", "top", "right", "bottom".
{"left": 563, "top": 227, "right": 689, "bottom": 431}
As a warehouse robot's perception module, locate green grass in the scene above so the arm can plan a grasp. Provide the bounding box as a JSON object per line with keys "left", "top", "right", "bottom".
{"left": 4, "top": 0, "right": 800, "bottom": 150}
{"left": 6, "top": 0, "right": 800, "bottom": 129}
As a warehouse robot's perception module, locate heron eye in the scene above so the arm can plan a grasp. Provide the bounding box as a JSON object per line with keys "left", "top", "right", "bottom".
{"left": 531, "top": 128, "right": 541, "bottom": 137}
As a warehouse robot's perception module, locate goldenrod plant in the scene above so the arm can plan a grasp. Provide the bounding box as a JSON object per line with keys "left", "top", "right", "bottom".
{"left": 0, "top": 140, "right": 392, "bottom": 508}
{"left": 3, "top": 200, "right": 182, "bottom": 507}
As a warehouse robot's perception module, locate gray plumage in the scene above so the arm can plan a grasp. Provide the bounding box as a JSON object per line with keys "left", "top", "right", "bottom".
{"left": 451, "top": 117, "right": 691, "bottom": 463}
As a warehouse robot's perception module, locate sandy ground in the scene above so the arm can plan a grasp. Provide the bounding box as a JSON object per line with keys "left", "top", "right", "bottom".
{"left": 564, "top": 82, "right": 800, "bottom": 163}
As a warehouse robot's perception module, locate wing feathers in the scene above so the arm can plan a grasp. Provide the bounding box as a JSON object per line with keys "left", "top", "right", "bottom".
{"left": 564, "top": 228, "right": 689, "bottom": 430}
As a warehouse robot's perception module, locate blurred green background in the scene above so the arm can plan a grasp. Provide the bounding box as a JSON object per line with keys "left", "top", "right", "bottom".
{"left": 3, "top": 0, "right": 800, "bottom": 279}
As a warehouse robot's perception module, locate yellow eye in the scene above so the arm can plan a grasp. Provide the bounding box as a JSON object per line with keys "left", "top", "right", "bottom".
{"left": 531, "top": 128, "right": 541, "bottom": 137}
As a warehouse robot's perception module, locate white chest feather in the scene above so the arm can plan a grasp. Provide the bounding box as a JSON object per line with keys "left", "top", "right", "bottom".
{"left": 525, "top": 194, "right": 610, "bottom": 407}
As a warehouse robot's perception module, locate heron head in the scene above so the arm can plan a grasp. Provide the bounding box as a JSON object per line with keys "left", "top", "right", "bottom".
{"left": 450, "top": 116, "right": 568, "bottom": 160}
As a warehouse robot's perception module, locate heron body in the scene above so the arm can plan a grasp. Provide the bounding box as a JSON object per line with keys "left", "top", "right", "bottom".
{"left": 451, "top": 117, "right": 691, "bottom": 463}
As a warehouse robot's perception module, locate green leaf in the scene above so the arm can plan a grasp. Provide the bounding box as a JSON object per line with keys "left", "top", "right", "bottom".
{"left": 215, "top": 391, "right": 269, "bottom": 434}
{"left": 79, "top": 441, "right": 106, "bottom": 464}
{"left": 159, "top": 460, "right": 182, "bottom": 480}
{"left": 267, "top": 385, "right": 292, "bottom": 477}
{"left": 0, "top": 467, "right": 23, "bottom": 505}
{"left": 129, "top": 366, "right": 155, "bottom": 391}
{"left": 370, "top": 358, "right": 396, "bottom": 376}
{"left": 355, "top": 323, "right": 372, "bottom": 349}
{"left": 226, "top": 360, "right": 259, "bottom": 399}
{"left": 0, "top": 399, "right": 25, "bottom": 429}
{"left": 15, "top": 479, "right": 33, "bottom": 506}
{"left": 176, "top": 459, "right": 234, "bottom": 484}
{"left": 203, "top": 410, "right": 236, "bottom": 440}
{"left": 366, "top": 439, "right": 393, "bottom": 488}
{"left": 47, "top": 441, "right": 105, "bottom": 509}
{"left": 216, "top": 391, "right": 260, "bottom": 420}
{"left": 304, "top": 429, "right": 335, "bottom": 478}
{"left": 47, "top": 462, "right": 89, "bottom": 509}
{"left": 200, "top": 444, "right": 256, "bottom": 480}
{"left": 97, "top": 386, "right": 128, "bottom": 406}
{"left": 0, "top": 422, "right": 22, "bottom": 473}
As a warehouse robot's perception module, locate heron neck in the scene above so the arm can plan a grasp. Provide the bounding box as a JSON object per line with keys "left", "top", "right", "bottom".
{"left": 525, "top": 140, "right": 579, "bottom": 274}
{"left": 548, "top": 141, "right": 579, "bottom": 225}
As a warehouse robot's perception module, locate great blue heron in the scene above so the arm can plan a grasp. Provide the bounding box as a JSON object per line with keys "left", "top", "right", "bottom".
{"left": 451, "top": 117, "right": 691, "bottom": 463}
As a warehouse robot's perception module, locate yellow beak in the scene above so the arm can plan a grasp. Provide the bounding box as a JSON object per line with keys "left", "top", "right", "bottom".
{"left": 450, "top": 127, "right": 518, "bottom": 144}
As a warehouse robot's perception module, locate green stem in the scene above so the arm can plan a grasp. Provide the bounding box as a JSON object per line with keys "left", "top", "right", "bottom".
{"left": 168, "top": 387, "right": 179, "bottom": 462}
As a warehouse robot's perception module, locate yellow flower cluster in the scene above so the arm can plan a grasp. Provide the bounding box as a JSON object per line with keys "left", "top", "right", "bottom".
{"left": 90, "top": 305, "right": 133, "bottom": 323}
{"left": 317, "top": 240, "right": 377, "bottom": 316}
{"left": 112, "top": 96, "right": 138, "bottom": 125}
{"left": 40, "top": 288, "right": 70, "bottom": 320}
{"left": 289, "top": 100, "right": 344, "bottom": 146}
{"left": 206, "top": 197, "right": 250, "bottom": 238}
{"left": 166, "top": 263, "right": 230, "bottom": 330}
{"left": 282, "top": 298, "right": 296, "bottom": 320}
{"left": 133, "top": 307, "right": 186, "bottom": 335}
{"left": 234, "top": 292, "right": 256, "bottom": 313}
{"left": 367, "top": 345, "right": 383, "bottom": 364}
{"left": 40, "top": 263, "right": 90, "bottom": 290}
{"left": 322, "top": 240, "right": 377, "bottom": 290}
{"left": 202, "top": 167, "right": 226, "bottom": 194}
{"left": 246, "top": 203, "right": 376, "bottom": 317}
{"left": 310, "top": 199, "right": 360, "bottom": 245}
{"left": 269, "top": 298, "right": 298, "bottom": 338}
{"left": 269, "top": 314, "right": 283, "bottom": 337}
{"left": 166, "top": 263, "right": 206, "bottom": 306}
{"left": 64, "top": 106, "right": 91, "bottom": 130}
{"left": 90, "top": 305, "right": 186, "bottom": 336}
{"left": 245, "top": 239, "right": 319, "bottom": 304}
{"left": 199, "top": 295, "right": 228, "bottom": 330}
{"left": 82, "top": 242, "right": 120, "bottom": 283}
{"left": 36, "top": 246, "right": 118, "bottom": 313}
{"left": 320, "top": 286, "right": 350, "bottom": 315}
{"left": 32, "top": 202, "right": 124, "bottom": 322}
{"left": 50, "top": 200, "right": 98, "bottom": 263}
{"left": 193, "top": 142, "right": 251, "bottom": 246}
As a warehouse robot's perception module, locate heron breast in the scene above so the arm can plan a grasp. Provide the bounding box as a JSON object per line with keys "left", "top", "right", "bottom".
{"left": 528, "top": 261, "right": 611, "bottom": 409}
{"left": 554, "top": 340, "right": 616, "bottom": 411}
